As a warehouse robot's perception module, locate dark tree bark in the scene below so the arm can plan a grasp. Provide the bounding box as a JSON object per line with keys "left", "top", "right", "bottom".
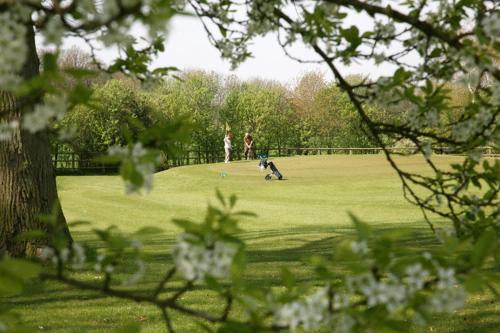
{"left": 0, "top": 20, "right": 72, "bottom": 257}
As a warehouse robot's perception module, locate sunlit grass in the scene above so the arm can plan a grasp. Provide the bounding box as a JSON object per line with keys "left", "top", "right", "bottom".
{"left": 6, "top": 155, "right": 499, "bottom": 332}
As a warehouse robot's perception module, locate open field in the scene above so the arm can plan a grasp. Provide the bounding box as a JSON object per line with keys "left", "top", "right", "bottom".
{"left": 7, "top": 155, "right": 499, "bottom": 332}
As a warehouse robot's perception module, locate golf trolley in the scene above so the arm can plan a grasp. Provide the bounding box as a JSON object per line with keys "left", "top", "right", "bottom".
{"left": 258, "top": 155, "right": 283, "bottom": 180}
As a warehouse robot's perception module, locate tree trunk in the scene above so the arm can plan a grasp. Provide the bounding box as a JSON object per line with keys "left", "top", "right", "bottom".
{"left": 0, "top": 21, "right": 71, "bottom": 257}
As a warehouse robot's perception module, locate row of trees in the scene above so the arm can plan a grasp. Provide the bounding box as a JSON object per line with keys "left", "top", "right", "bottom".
{"left": 59, "top": 67, "right": 383, "bottom": 163}
{"left": 56, "top": 48, "right": 478, "bottom": 166}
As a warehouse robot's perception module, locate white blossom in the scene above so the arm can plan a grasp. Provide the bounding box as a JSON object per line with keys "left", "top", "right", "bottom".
{"left": 0, "top": 10, "right": 27, "bottom": 90}
{"left": 407, "top": 105, "right": 440, "bottom": 131}
{"left": 482, "top": 12, "right": 500, "bottom": 41}
{"left": 332, "top": 313, "right": 355, "bottom": 333}
{"left": 60, "top": 248, "right": 70, "bottom": 263}
{"left": 39, "top": 246, "right": 55, "bottom": 261}
{"left": 94, "top": 253, "right": 114, "bottom": 274}
{"left": 101, "top": 0, "right": 120, "bottom": 20}
{"left": 99, "top": 28, "right": 135, "bottom": 48}
{"left": 23, "top": 95, "right": 68, "bottom": 133}
{"left": 108, "top": 143, "right": 157, "bottom": 194}
{"left": 332, "top": 292, "right": 349, "bottom": 310}
{"left": 122, "top": 259, "right": 146, "bottom": 286}
{"left": 437, "top": 267, "right": 457, "bottom": 290}
{"left": 71, "top": 242, "right": 86, "bottom": 270}
{"left": 58, "top": 125, "right": 77, "bottom": 141}
{"left": 173, "top": 233, "right": 238, "bottom": 281}
{"left": 43, "top": 16, "right": 65, "bottom": 46}
{"left": 429, "top": 286, "right": 466, "bottom": 313}
{"left": 422, "top": 143, "right": 433, "bottom": 159}
{"left": 468, "top": 150, "right": 482, "bottom": 163}
{"left": 405, "top": 263, "right": 429, "bottom": 293}
{"left": 77, "top": 0, "right": 98, "bottom": 17}
{"left": 350, "top": 240, "right": 369, "bottom": 255}
{"left": 0, "top": 120, "right": 19, "bottom": 142}
{"left": 348, "top": 273, "right": 407, "bottom": 313}
{"left": 130, "top": 239, "right": 144, "bottom": 250}
{"left": 422, "top": 252, "right": 432, "bottom": 260}
{"left": 274, "top": 287, "right": 330, "bottom": 331}
{"left": 491, "top": 84, "right": 500, "bottom": 106}
{"left": 374, "top": 53, "right": 385, "bottom": 65}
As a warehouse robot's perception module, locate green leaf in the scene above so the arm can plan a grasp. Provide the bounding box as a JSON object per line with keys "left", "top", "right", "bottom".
{"left": 234, "top": 211, "right": 257, "bottom": 218}
{"left": 16, "top": 230, "right": 46, "bottom": 242}
{"left": 464, "top": 273, "right": 485, "bottom": 292}
{"left": 0, "top": 274, "right": 23, "bottom": 296}
{"left": 349, "top": 212, "right": 371, "bottom": 239}
{"left": 231, "top": 248, "right": 246, "bottom": 283}
{"left": 68, "top": 220, "right": 92, "bottom": 228}
{"left": 229, "top": 194, "right": 237, "bottom": 209}
{"left": 341, "top": 26, "right": 361, "bottom": 48}
{"left": 43, "top": 52, "right": 59, "bottom": 73}
{"left": 281, "top": 267, "right": 295, "bottom": 290}
{"left": 204, "top": 275, "right": 224, "bottom": 293}
{"left": 472, "top": 229, "right": 497, "bottom": 267}
{"left": 0, "top": 259, "right": 41, "bottom": 281}
{"left": 393, "top": 68, "right": 410, "bottom": 84}
{"left": 134, "top": 226, "right": 164, "bottom": 235}
{"left": 216, "top": 189, "right": 226, "bottom": 207}
{"left": 172, "top": 218, "right": 202, "bottom": 234}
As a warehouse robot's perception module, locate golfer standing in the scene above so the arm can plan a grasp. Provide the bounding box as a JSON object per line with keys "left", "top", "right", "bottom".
{"left": 243, "top": 133, "right": 255, "bottom": 160}
{"left": 224, "top": 131, "right": 233, "bottom": 163}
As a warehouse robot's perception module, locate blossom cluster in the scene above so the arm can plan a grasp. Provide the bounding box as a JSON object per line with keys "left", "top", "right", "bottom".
{"left": 39, "top": 242, "right": 86, "bottom": 270}
{"left": 272, "top": 256, "right": 465, "bottom": 332}
{"left": 172, "top": 233, "right": 238, "bottom": 281}
{"left": 0, "top": 9, "right": 27, "bottom": 90}
{"left": 274, "top": 287, "right": 330, "bottom": 331}
{"left": 482, "top": 12, "right": 500, "bottom": 42}
{"left": 0, "top": 120, "right": 19, "bottom": 142}
{"left": 23, "top": 95, "right": 68, "bottom": 134}
{"left": 108, "top": 143, "right": 157, "bottom": 194}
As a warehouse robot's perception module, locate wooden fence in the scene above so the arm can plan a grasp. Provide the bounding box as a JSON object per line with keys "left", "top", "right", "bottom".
{"left": 52, "top": 146, "right": 498, "bottom": 174}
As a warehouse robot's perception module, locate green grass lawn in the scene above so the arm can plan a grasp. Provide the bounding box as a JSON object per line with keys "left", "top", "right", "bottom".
{"left": 6, "top": 155, "right": 499, "bottom": 332}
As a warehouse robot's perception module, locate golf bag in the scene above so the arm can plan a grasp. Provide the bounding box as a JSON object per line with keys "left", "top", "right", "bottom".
{"left": 258, "top": 156, "right": 283, "bottom": 180}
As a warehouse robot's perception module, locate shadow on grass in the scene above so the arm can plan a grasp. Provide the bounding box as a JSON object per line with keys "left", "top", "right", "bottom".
{"left": 4, "top": 222, "right": 499, "bottom": 333}
{"left": 7, "top": 222, "right": 441, "bottom": 304}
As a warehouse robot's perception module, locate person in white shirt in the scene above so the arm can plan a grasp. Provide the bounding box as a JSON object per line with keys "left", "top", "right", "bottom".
{"left": 224, "top": 131, "right": 233, "bottom": 163}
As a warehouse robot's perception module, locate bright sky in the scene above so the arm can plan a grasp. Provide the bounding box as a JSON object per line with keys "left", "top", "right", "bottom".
{"left": 60, "top": 13, "right": 414, "bottom": 84}
{"left": 154, "top": 15, "right": 402, "bottom": 83}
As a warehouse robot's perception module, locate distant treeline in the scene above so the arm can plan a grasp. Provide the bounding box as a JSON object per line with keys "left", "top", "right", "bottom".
{"left": 54, "top": 49, "right": 472, "bottom": 166}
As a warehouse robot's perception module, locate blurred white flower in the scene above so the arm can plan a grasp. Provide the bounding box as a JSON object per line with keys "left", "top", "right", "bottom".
{"left": 43, "top": 16, "right": 65, "bottom": 46}
{"left": 108, "top": 143, "right": 157, "bottom": 194}
{"left": 130, "top": 239, "right": 144, "bottom": 250}
{"left": 350, "top": 240, "right": 369, "bottom": 255}
{"left": 437, "top": 267, "right": 457, "bottom": 289}
{"left": 71, "top": 242, "right": 87, "bottom": 270}
{"left": 122, "top": 259, "right": 146, "bottom": 286}
{"left": 39, "top": 246, "right": 55, "bottom": 261}
{"left": 274, "top": 287, "right": 330, "bottom": 331}
{"left": 429, "top": 286, "right": 466, "bottom": 313}
{"left": 0, "top": 120, "right": 19, "bottom": 142}
{"left": 23, "top": 95, "right": 68, "bottom": 133}
{"left": 333, "top": 313, "right": 355, "bottom": 333}
{"left": 406, "top": 263, "right": 429, "bottom": 293}
{"left": 482, "top": 12, "right": 500, "bottom": 41}
{"left": 173, "top": 233, "right": 238, "bottom": 281}
{"left": 422, "top": 143, "right": 433, "bottom": 159}
{"left": 348, "top": 273, "right": 407, "bottom": 313}
{"left": 0, "top": 10, "right": 27, "bottom": 90}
